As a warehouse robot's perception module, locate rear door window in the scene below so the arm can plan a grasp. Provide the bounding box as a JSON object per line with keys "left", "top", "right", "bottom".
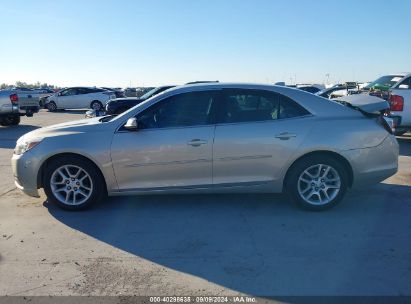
{"left": 218, "top": 89, "right": 310, "bottom": 124}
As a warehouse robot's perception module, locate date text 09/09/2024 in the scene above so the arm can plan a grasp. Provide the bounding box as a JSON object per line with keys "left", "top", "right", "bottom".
{"left": 149, "top": 296, "right": 257, "bottom": 303}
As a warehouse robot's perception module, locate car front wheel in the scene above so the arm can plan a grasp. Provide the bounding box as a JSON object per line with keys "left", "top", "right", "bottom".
{"left": 286, "top": 155, "right": 348, "bottom": 211}
{"left": 47, "top": 101, "right": 57, "bottom": 112}
{"left": 43, "top": 156, "right": 105, "bottom": 210}
{"left": 91, "top": 100, "right": 103, "bottom": 111}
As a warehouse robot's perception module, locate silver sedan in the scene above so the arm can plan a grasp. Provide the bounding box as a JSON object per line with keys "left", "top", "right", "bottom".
{"left": 11, "top": 83, "right": 399, "bottom": 211}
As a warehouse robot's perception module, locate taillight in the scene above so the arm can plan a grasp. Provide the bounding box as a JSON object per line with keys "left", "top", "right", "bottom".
{"left": 10, "top": 94, "right": 18, "bottom": 104}
{"left": 389, "top": 95, "right": 404, "bottom": 111}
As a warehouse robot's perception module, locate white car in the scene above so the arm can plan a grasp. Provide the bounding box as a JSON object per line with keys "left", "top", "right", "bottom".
{"left": 388, "top": 73, "right": 411, "bottom": 135}
{"left": 45, "top": 87, "right": 116, "bottom": 111}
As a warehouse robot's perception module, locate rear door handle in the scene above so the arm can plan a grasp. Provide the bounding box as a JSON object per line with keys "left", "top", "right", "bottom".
{"left": 275, "top": 132, "right": 297, "bottom": 140}
{"left": 187, "top": 139, "right": 208, "bottom": 146}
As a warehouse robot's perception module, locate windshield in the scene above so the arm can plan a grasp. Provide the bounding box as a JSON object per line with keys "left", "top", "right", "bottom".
{"left": 364, "top": 75, "right": 403, "bottom": 89}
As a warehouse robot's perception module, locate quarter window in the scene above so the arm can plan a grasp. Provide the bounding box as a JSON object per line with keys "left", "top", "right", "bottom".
{"left": 136, "top": 91, "right": 216, "bottom": 129}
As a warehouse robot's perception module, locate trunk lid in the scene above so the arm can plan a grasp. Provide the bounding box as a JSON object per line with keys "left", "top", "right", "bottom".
{"left": 334, "top": 94, "right": 389, "bottom": 115}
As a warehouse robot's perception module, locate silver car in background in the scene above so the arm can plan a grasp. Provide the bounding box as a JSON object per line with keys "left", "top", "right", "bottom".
{"left": 11, "top": 83, "right": 398, "bottom": 211}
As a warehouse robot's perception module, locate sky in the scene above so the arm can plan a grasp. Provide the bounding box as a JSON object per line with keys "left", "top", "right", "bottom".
{"left": 1, "top": 0, "right": 411, "bottom": 87}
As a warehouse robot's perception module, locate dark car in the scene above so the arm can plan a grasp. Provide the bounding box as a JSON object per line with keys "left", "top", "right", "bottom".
{"left": 105, "top": 85, "right": 175, "bottom": 115}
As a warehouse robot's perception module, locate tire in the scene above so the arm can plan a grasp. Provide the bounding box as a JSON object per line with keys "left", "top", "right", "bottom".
{"left": 0, "top": 114, "right": 20, "bottom": 126}
{"left": 285, "top": 155, "right": 348, "bottom": 211}
{"left": 47, "top": 101, "right": 57, "bottom": 112}
{"left": 43, "top": 156, "right": 106, "bottom": 211}
{"left": 90, "top": 100, "right": 103, "bottom": 111}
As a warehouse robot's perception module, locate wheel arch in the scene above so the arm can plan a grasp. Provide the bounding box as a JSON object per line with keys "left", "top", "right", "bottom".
{"left": 37, "top": 152, "right": 107, "bottom": 193}
{"left": 48, "top": 100, "right": 57, "bottom": 109}
{"left": 283, "top": 150, "right": 354, "bottom": 190}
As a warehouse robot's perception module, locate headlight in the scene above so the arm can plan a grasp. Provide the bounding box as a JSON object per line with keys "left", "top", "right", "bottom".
{"left": 14, "top": 139, "right": 43, "bottom": 155}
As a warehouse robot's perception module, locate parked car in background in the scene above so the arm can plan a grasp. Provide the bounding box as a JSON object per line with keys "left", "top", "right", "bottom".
{"left": 101, "top": 87, "right": 125, "bottom": 98}
{"left": 316, "top": 82, "right": 359, "bottom": 99}
{"left": 363, "top": 74, "right": 406, "bottom": 92}
{"left": 12, "top": 83, "right": 398, "bottom": 211}
{"left": 0, "top": 90, "right": 20, "bottom": 126}
{"left": 387, "top": 73, "right": 411, "bottom": 135}
{"left": 125, "top": 87, "right": 154, "bottom": 97}
{"left": 0, "top": 88, "right": 41, "bottom": 124}
{"left": 37, "top": 88, "right": 58, "bottom": 107}
{"left": 104, "top": 85, "right": 176, "bottom": 115}
{"left": 362, "top": 74, "right": 407, "bottom": 100}
{"left": 44, "top": 87, "right": 116, "bottom": 111}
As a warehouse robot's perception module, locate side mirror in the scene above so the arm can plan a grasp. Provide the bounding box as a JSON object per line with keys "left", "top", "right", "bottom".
{"left": 124, "top": 117, "right": 138, "bottom": 131}
{"left": 399, "top": 84, "right": 409, "bottom": 89}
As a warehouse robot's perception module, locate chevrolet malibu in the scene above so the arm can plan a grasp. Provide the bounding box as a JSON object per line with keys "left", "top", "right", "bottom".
{"left": 12, "top": 83, "right": 399, "bottom": 211}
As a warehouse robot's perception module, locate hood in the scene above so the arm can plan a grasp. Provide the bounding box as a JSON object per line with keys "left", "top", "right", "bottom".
{"left": 334, "top": 95, "right": 389, "bottom": 114}
{"left": 18, "top": 117, "right": 105, "bottom": 143}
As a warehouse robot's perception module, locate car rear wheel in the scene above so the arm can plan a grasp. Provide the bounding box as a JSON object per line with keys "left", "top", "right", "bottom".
{"left": 0, "top": 114, "right": 20, "bottom": 126}
{"left": 91, "top": 100, "right": 103, "bottom": 111}
{"left": 47, "top": 101, "right": 57, "bottom": 112}
{"left": 43, "top": 156, "right": 106, "bottom": 210}
{"left": 286, "top": 155, "right": 348, "bottom": 211}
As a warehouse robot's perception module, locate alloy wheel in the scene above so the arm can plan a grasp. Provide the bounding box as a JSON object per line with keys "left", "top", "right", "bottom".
{"left": 50, "top": 165, "right": 93, "bottom": 206}
{"left": 297, "top": 164, "right": 341, "bottom": 206}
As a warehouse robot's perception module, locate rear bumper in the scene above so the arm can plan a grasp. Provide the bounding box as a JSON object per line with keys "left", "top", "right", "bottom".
{"left": 19, "top": 106, "right": 39, "bottom": 116}
{"left": 388, "top": 115, "right": 411, "bottom": 132}
{"left": 0, "top": 104, "right": 19, "bottom": 115}
{"left": 341, "top": 135, "right": 399, "bottom": 189}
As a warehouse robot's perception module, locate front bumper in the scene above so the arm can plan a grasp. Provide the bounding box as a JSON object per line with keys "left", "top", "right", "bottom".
{"left": 11, "top": 152, "right": 40, "bottom": 198}
{"left": 341, "top": 135, "right": 399, "bottom": 188}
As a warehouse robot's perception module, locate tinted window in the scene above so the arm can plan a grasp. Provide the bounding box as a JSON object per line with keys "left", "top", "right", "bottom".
{"left": 77, "top": 88, "right": 91, "bottom": 94}
{"left": 137, "top": 91, "right": 216, "bottom": 129}
{"left": 60, "top": 88, "right": 78, "bottom": 96}
{"left": 219, "top": 89, "right": 309, "bottom": 123}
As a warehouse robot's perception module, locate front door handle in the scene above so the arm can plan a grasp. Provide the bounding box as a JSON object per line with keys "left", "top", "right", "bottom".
{"left": 187, "top": 139, "right": 208, "bottom": 146}
{"left": 275, "top": 132, "right": 297, "bottom": 140}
